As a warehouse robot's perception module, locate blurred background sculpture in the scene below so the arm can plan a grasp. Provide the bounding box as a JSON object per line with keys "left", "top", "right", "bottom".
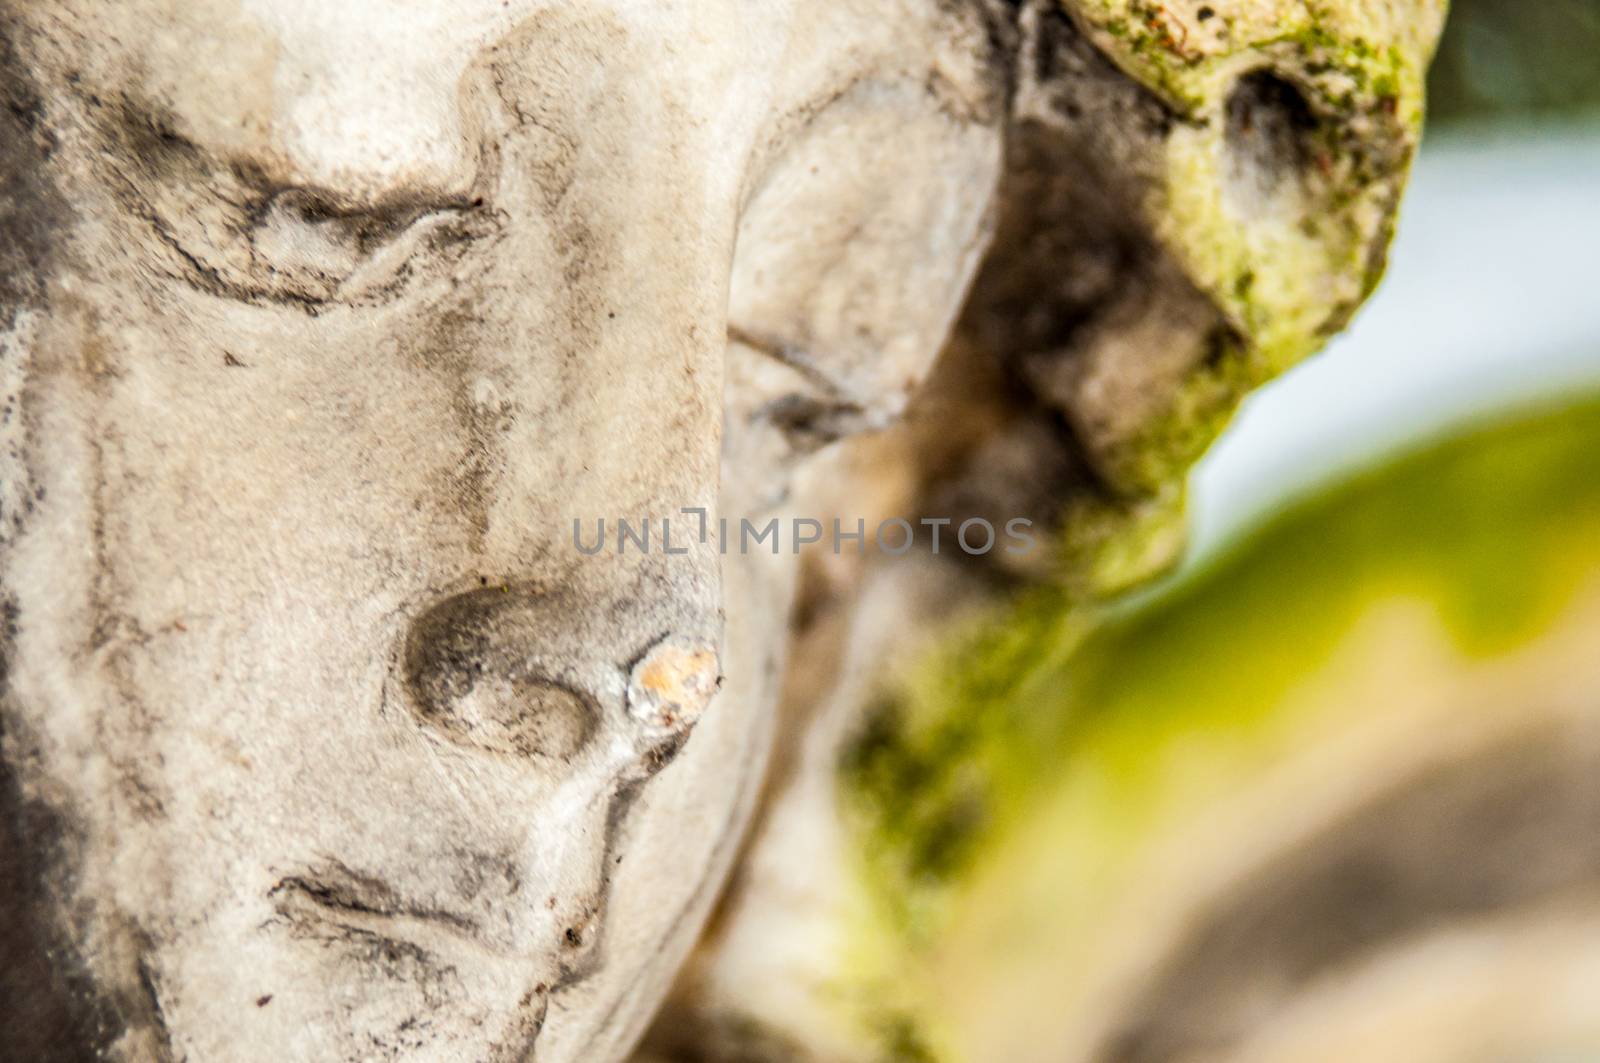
{"left": 661, "top": 397, "right": 1600, "bottom": 1063}
{"left": 0, "top": 1, "right": 1454, "bottom": 1061}
{"left": 643, "top": 3, "right": 1600, "bottom": 1061}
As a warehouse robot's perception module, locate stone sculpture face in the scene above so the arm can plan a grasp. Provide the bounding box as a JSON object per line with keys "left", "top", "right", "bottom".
{"left": 0, "top": 2, "right": 1004, "bottom": 1060}
{"left": 0, "top": 0, "right": 1441, "bottom": 1061}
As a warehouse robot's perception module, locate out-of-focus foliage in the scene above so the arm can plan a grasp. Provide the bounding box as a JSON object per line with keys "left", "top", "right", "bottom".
{"left": 1429, "top": 0, "right": 1600, "bottom": 122}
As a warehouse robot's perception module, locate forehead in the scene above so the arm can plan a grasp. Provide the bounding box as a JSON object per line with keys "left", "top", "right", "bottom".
{"left": 38, "top": 0, "right": 801, "bottom": 200}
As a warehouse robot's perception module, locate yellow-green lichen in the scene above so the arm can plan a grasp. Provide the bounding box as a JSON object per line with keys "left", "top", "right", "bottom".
{"left": 1069, "top": 1, "right": 1445, "bottom": 121}
{"left": 827, "top": 10, "right": 1464, "bottom": 1056}
{"left": 1055, "top": 0, "right": 1449, "bottom": 545}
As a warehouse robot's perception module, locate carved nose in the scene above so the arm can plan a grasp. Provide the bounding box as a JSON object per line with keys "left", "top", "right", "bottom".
{"left": 399, "top": 582, "right": 723, "bottom": 770}
{"left": 401, "top": 585, "right": 603, "bottom": 762}
{"left": 396, "top": 584, "right": 724, "bottom": 977}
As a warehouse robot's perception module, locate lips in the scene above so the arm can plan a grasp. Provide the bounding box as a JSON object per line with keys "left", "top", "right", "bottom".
{"left": 268, "top": 860, "right": 494, "bottom": 955}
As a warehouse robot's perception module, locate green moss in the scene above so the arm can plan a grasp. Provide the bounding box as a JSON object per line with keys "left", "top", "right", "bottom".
{"left": 839, "top": 390, "right": 1600, "bottom": 1058}
{"left": 1069, "top": 1, "right": 1442, "bottom": 119}
{"left": 828, "top": 9, "right": 1463, "bottom": 1054}
{"left": 1047, "top": 2, "right": 1445, "bottom": 530}
{"left": 1059, "top": 487, "right": 1191, "bottom": 596}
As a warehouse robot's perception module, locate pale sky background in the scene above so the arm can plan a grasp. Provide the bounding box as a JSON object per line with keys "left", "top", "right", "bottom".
{"left": 1187, "top": 121, "right": 1600, "bottom": 559}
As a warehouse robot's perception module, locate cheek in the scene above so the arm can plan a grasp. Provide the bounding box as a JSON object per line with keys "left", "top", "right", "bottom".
{"left": 83, "top": 307, "right": 495, "bottom": 602}
{"left": 728, "top": 78, "right": 1003, "bottom": 444}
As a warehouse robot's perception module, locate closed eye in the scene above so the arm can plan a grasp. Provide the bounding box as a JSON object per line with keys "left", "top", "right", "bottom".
{"left": 98, "top": 101, "right": 502, "bottom": 313}
{"left": 237, "top": 188, "right": 502, "bottom": 309}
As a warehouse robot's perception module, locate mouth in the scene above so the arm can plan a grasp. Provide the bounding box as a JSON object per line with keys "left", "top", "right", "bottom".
{"left": 261, "top": 860, "right": 561, "bottom": 1051}
{"left": 267, "top": 860, "right": 490, "bottom": 956}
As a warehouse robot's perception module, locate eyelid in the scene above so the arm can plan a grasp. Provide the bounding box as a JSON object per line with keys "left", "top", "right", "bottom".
{"left": 134, "top": 172, "right": 499, "bottom": 311}
{"left": 307, "top": 199, "right": 503, "bottom": 305}
{"left": 237, "top": 187, "right": 501, "bottom": 308}
{"left": 90, "top": 98, "right": 497, "bottom": 311}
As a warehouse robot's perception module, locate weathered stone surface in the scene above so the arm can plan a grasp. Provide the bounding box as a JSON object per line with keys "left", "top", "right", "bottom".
{"left": 0, "top": 0, "right": 1443, "bottom": 1060}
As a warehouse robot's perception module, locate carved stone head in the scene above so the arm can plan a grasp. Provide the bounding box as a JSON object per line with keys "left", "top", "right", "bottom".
{"left": 0, "top": 1, "right": 1441, "bottom": 1060}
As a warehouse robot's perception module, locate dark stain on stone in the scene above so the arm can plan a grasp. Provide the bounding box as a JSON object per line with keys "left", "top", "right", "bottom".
{"left": 0, "top": 16, "right": 72, "bottom": 329}
{"left": 400, "top": 297, "right": 506, "bottom": 552}
{"left": 0, "top": 712, "right": 169, "bottom": 1059}
{"left": 0, "top": 23, "right": 137, "bottom": 1061}
{"left": 0, "top": 743, "right": 127, "bottom": 1061}
{"left": 485, "top": 983, "right": 551, "bottom": 1063}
